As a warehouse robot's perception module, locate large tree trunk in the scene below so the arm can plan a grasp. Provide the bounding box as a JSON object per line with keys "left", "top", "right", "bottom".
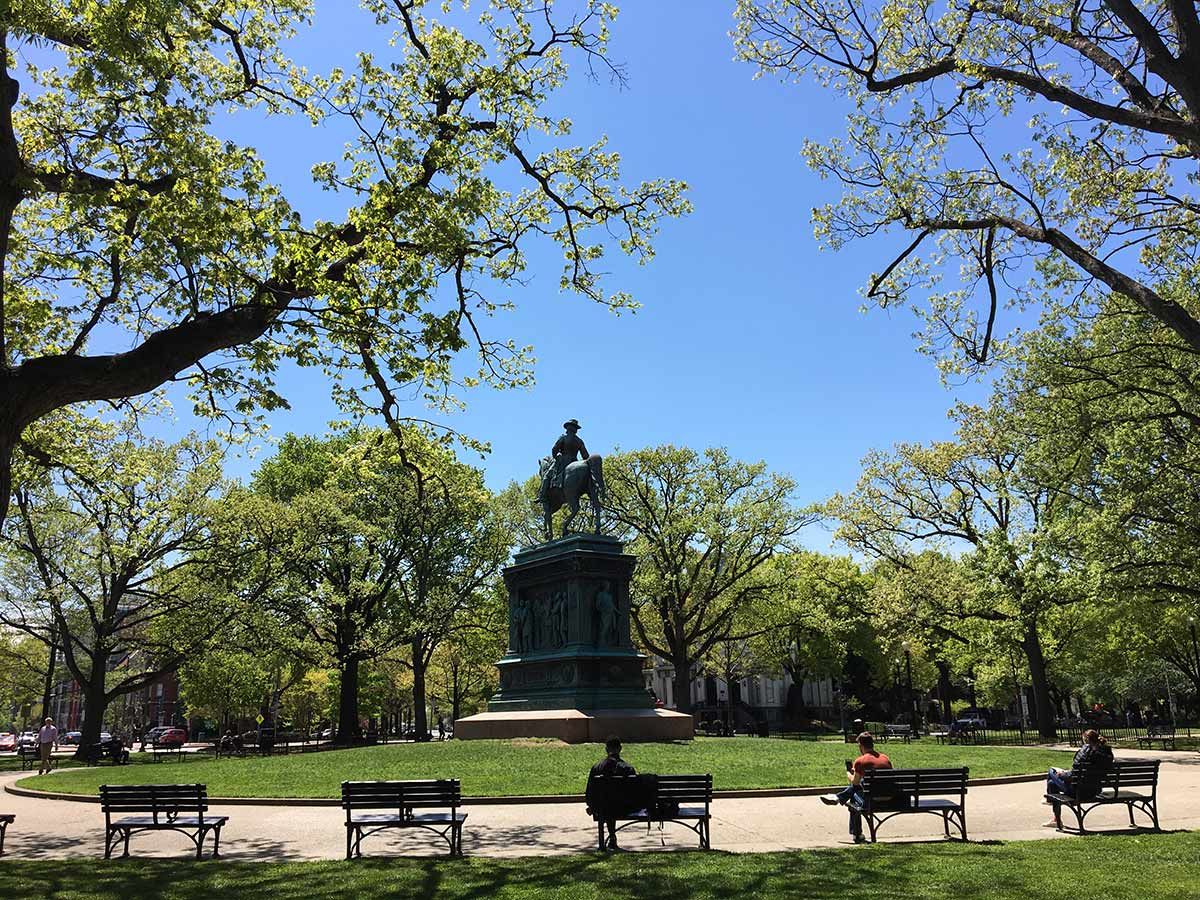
{"left": 672, "top": 651, "right": 693, "bottom": 714}
{"left": 1022, "top": 625, "right": 1057, "bottom": 740}
{"left": 935, "top": 661, "right": 953, "bottom": 724}
{"left": 412, "top": 637, "right": 430, "bottom": 742}
{"left": 73, "top": 669, "right": 109, "bottom": 759}
{"left": 335, "top": 656, "right": 361, "bottom": 744}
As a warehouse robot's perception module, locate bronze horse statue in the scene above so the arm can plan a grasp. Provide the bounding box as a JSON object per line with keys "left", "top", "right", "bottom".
{"left": 538, "top": 454, "right": 605, "bottom": 539}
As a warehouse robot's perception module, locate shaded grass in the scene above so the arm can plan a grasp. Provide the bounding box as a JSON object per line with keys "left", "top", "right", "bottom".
{"left": 0, "top": 832, "right": 1196, "bottom": 899}
{"left": 21, "top": 737, "right": 1070, "bottom": 798}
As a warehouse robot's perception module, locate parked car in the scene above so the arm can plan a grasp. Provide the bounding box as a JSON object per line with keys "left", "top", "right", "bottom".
{"left": 142, "top": 726, "right": 172, "bottom": 744}
{"left": 16, "top": 731, "right": 37, "bottom": 750}
{"left": 154, "top": 727, "right": 187, "bottom": 747}
{"left": 60, "top": 731, "right": 82, "bottom": 745}
{"left": 0, "top": 733, "right": 15, "bottom": 751}
{"left": 956, "top": 715, "right": 987, "bottom": 730}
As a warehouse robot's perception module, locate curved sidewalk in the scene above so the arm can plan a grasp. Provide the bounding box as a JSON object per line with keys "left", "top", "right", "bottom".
{"left": 2, "top": 749, "right": 1196, "bottom": 860}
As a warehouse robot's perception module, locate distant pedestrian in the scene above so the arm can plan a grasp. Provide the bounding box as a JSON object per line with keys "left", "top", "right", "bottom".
{"left": 437, "top": 717, "right": 446, "bottom": 741}
{"left": 37, "top": 717, "right": 59, "bottom": 775}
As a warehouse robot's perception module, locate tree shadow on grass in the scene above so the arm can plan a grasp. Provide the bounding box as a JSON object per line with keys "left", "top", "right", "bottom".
{"left": 0, "top": 833, "right": 1197, "bottom": 900}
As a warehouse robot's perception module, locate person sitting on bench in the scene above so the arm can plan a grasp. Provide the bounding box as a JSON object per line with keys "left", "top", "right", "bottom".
{"left": 586, "top": 736, "right": 637, "bottom": 850}
{"left": 819, "top": 731, "right": 892, "bottom": 843}
{"left": 1044, "top": 728, "right": 1113, "bottom": 824}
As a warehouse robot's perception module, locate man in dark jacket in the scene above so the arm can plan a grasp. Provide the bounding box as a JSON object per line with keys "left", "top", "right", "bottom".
{"left": 586, "top": 736, "right": 637, "bottom": 850}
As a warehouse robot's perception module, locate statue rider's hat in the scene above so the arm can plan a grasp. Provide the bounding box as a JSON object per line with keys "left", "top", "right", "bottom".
{"left": 563, "top": 418, "right": 581, "bottom": 430}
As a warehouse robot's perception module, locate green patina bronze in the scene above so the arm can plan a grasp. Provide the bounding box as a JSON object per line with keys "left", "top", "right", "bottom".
{"left": 487, "top": 532, "right": 654, "bottom": 713}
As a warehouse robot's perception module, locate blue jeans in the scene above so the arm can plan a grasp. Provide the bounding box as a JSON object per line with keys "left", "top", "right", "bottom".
{"left": 837, "top": 784, "right": 865, "bottom": 836}
{"left": 1046, "top": 768, "right": 1073, "bottom": 798}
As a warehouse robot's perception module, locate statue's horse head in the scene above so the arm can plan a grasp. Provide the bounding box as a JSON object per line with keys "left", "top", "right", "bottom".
{"left": 538, "top": 456, "right": 553, "bottom": 479}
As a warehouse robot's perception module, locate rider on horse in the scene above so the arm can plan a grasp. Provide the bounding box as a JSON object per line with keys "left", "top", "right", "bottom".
{"left": 542, "top": 418, "right": 588, "bottom": 501}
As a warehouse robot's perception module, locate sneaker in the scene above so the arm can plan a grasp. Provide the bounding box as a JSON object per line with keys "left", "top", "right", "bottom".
{"left": 852, "top": 834, "right": 867, "bottom": 844}
{"left": 819, "top": 794, "right": 841, "bottom": 806}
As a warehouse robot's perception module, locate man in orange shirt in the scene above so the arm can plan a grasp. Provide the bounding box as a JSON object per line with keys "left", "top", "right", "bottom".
{"left": 820, "top": 731, "right": 892, "bottom": 843}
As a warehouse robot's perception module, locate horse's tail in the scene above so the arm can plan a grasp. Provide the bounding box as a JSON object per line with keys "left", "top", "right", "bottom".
{"left": 587, "top": 454, "right": 605, "bottom": 502}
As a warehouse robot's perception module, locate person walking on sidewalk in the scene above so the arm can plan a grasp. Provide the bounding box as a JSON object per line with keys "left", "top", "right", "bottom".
{"left": 36, "top": 717, "right": 59, "bottom": 775}
{"left": 819, "top": 731, "right": 892, "bottom": 843}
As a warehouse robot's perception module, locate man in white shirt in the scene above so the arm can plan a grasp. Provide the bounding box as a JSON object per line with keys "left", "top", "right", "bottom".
{"left": 37, "top": 717, "right": 58, "bottom": 775}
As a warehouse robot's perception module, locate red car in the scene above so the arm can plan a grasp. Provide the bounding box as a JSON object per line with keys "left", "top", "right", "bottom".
{"left": 155, "top": 727, "right": 188, "bottom": 747}
{"left": 0, "top": 733, "right": 15, "bottom": 752}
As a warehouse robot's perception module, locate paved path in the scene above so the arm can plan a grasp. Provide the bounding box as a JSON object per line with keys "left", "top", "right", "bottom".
{"left": 2, "top": 749, "right": 1196, "bottom": 860}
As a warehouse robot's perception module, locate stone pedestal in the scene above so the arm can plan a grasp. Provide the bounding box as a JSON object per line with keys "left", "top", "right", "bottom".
{"left": 455, "top": 534, "right": 694, "bottom": 743}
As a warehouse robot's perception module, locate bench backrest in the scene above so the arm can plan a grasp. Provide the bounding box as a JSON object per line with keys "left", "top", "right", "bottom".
{"left": 862, "top": 767, "right": 969, "bottom": 805}
{"left": 341, "top": 779, "right": 461, "bottom": 813}
{"left": 654, "top": 774, "right": 713, "bottom": 806}
{"left": 1072, "top": 759, "right": 1159, "bottom": 793}
{"left": 1146, "top": 725, "right": 1175, "bottom": 737}
{"left": 100, "top": 784, "right": 208, "bottom": 816}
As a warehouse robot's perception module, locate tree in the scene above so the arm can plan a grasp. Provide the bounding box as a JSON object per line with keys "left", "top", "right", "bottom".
{"left": 243, "top": 432, "right": 411, "bottom": 743}
{"left": 0, "top": 632, "right": 44, "bottom": 732}
{"left": 734, "top": 1, "right": 1200, "bottom": 373}
{"left": 0, "top": 1, "right": 688, "bottom": 527}
{"left": 243, "top": 427, "right": 506, "bottom": 742}
{"left": 868, "top": 553, "right": 980, "bottom": 723}
{"left": 827, "top": 403, "right": 1088, "bottom": 737}
{"left": 386, "top": 433, "right": 510, "bottom": 740}
{"left": 0, "top": 431, "right": 231, "bottom": 750}
{"left": 1002, "top": 300, "right": 1200, "bottom": 713}
{"left": 605, "top": 445, "right": 811, "bottom": 714}
{"left": 744, "top": 552, "right": 872, "bottom": 722}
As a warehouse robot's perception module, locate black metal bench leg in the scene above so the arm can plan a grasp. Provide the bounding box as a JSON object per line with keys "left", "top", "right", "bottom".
{"left": 1128, "top": 804, "right": 1136, "bottom": 827}
{"left": 211, "top": 825, "right": 223, "bottom": 859}
{"left": 942, "top": 812, "right": 950, "bottom": 838}
{"left": 122, "top": 828, "right": 131, "bottom": 858}
{"left": 597, "top": 821, "right": 605, "bottom": 852}
{"left": 866, "top": 815, "right": 878, "bottom": 844}
{"left": 346, "top": 826, "right": 353, "bottom": 860}
{"left": 0, "top": 821, "right": 6, "bottom": 856}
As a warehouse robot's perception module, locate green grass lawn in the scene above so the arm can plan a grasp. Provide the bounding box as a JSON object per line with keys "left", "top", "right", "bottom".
{"left": 0, "top": 832, "right": 1195, "bottom": 899}
{"left": 19, "top": 737, "right": 1070, "bottom": 798}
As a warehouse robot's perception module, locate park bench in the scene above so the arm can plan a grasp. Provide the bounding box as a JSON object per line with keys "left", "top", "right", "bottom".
{"left": 1046, "top": 759, "right": 1161, "bottom": 834}
{"left": 1135, "top": 725, "right": 1176, "bottom": 751}
{"left": 16, "top": 745, "right": 39, "bottom": 770}
{"left": 0, "top": 814, "right": 13, "bottom": 855}
{"left": 881, "top": 724, "right": 913, "bottom": 743}
{"left": 586, "top": 773, "right": 713, "bottom": 851}
{"left": 83, "top": 740, "right": 130, "bottom": 766}
{"left": 100, "top": 783, "right": 228, "bottom": 859}
{"left": 150, "top": 739, "right": 185, "bottom": 762}
{"left": 854, "top": 767, "right": 969, "bottom": 843}
{"left": 342, "top": 779, "right": 466, "bottom": 858}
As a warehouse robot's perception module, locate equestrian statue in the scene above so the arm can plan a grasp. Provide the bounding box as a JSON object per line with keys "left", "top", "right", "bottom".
{"left": 537, "top": 418, "right": 605, "bottom": 540}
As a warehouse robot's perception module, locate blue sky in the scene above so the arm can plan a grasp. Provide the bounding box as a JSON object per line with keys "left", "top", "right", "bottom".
{"left": 179, "top": 2, "right": 988, "bottom": 542}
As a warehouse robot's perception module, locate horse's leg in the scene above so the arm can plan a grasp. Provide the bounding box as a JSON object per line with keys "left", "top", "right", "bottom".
{"left": 588, "top": 487, "right": 602, "bottom": 534}
{"left": 562, "top": 497, "right": 579, "bottom": 538}
{"left": 543, "top": 503, "right": 553, "bottom": 542}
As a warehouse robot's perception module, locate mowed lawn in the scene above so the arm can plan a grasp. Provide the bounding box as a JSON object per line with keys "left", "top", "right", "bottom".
{"left": 20, "top": 737, "right": 1070, "bottom": 798}
{"left": 0, "top": 832, "right": 1196, "bottom": 900}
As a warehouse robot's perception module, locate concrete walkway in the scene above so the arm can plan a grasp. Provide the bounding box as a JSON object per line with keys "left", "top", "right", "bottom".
{"left": 2, "top": 749, "right": 1196, "bottom": 860}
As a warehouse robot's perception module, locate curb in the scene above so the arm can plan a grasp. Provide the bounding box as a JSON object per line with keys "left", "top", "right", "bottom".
{"left": 4, "top": 772, "right": 1046, "bottom": 807}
